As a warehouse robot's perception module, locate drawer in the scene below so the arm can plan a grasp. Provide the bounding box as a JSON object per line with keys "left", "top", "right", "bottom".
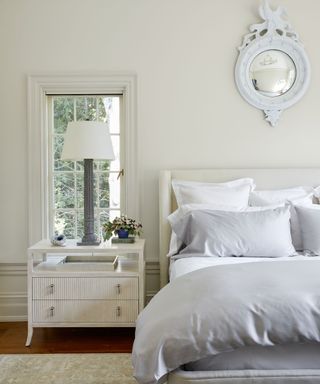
{"left": 33, "top": 299, "right": 138, "bottom": 323}
{"left": 33, "top": 277, "right": 138, "bottom": 300}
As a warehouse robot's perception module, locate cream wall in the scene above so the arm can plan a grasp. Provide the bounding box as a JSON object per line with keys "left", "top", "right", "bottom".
{"left": 1, "top": 0, "right": 320, "bottom": 316}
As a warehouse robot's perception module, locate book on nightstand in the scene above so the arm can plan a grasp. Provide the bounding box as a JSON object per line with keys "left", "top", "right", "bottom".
{"left": 111, "top": 237, "right": 135, "bottom": 244}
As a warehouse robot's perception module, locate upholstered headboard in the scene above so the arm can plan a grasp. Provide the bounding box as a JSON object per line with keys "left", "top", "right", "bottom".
{"left": 159, "top": 168, "right": 320, "bottom": 288}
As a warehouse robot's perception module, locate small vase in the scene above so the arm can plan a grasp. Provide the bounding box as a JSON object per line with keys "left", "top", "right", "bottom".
{"left": 118, "top": 229, "right": 129, "bottom": 238}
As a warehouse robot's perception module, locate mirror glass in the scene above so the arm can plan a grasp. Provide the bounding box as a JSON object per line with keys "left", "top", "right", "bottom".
{"left": 249, "top": 50, "right": 296, "bottom": 97}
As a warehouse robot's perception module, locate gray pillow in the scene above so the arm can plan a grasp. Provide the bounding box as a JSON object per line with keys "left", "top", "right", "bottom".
{"left": 295, "top": 205, "right": 320, "bottom": 255}
{"left": 172, "top": 206, "right": 296, "bottom": 258}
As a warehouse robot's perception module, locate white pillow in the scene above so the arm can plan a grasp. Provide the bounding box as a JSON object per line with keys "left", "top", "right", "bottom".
{"left": 171, "top": 206, "right": 296, "bottom": 258}
{"left": 172, "top": 178, "right": 255, "bottom": 188}
{"left": 249, "top": 186, "right": 315, "bottom": 206}
{"left": 172, "top": 178, "right": 255, "bottom": 208}
{"left": 249, "top": 188, "right": 316, "bottom": 251}
{"left": 295, "top": 205, "right": 320, "bottom": 255}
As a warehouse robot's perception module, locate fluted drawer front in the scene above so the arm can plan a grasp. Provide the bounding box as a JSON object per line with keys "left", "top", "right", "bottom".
{"left": 33, "top": 300, "right": 138, "bottom": 323}
{"left": 33, "top": 277, "right": 138, "bottom": 300}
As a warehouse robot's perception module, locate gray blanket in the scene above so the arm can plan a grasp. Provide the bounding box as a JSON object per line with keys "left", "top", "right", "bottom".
{"left": 132, "top": 260, "right": 320, "bottom": 384}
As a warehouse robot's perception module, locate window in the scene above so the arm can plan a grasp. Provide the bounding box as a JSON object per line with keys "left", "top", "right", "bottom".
{"left": 27, "top": 73, "right": 137, "bottom": 245}
{"left": 48, "top": 95, "right": 122, "bottom": 239}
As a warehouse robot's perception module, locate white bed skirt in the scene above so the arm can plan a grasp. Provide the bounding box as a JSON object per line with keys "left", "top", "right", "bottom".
{"left": 168, "top": 369, "right": 320, "bottom": 384}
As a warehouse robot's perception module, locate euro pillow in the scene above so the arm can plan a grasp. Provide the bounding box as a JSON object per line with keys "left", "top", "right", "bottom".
{"left": 295, "top": 205, "right": 320, "bottom": 255}
{"left": 171, "top": 206, "right": 295, "bottom": 258}
{"left": 172, "top": 178, "right": 255, "bottom": 208}
{"left": 249, "top": 186, "right": 316, "bottom": 206}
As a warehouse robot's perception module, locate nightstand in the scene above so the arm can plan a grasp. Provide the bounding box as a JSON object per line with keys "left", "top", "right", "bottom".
{"left": 26, "top": 239, "right": 145, "bottom": 346}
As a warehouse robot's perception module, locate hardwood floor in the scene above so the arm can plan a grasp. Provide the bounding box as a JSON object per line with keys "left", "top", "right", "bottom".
{"left": 0, "top": 322, "right": 135, "bottom": 354}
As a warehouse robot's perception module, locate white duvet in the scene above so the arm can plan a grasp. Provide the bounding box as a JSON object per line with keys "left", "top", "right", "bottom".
{"left": 170, "top": 254, "right": 320, "bottom": 280}
{"left": 132, "top": 260, "right": 320, "bottom": 384}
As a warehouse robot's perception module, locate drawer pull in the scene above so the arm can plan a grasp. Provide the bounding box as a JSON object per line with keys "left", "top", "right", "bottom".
{"left": 49, "top": 284, "right": 55, "bottom": 294}
{"left": 116, "top": 306, "right": 121, "bottom": 317}
{"left": 49, "top": 306, "right": 55, "bottom": 317}
{"left": 116, "top": 284, "right": 121, "bottom": 295}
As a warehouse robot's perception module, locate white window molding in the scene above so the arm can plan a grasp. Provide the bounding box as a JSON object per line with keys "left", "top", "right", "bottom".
{"left": 27, "top": 73, "right": 138, "bottom": 245}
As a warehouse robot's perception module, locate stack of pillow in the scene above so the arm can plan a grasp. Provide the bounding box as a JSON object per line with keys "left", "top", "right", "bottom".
{"left": 168, "top": 178, "right": 320, "bottom": 258}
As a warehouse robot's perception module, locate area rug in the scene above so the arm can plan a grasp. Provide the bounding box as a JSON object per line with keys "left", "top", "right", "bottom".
{"left": 0, "top": 353, "right": 136, "bottom": 384}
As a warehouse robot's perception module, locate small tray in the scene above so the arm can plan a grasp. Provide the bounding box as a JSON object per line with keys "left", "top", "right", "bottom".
{"left": 59, "top": 255, "right": 118, "bottom": 271}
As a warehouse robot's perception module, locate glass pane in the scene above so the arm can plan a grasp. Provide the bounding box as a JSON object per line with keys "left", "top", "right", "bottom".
{"left": 54, "top": 174, "right": 75, "bottom": 209}
{"left": 93, "top": 160, "right": 111, "bottom": 172}
{"left": 102, "top": 97, "right": 120, "bottom": 133}
{"left": 97, "top": 97, "right": 107, "bottom": 122}
{"left": 94, "top": 216, "right": 100, "bottom": 239}
{"left": 109, "top": 210, "right": 121, "bottom": 221}
{"left": 53, "top": 97, "right": 74, "bottom": 134}
{"left": 100, "top": 160, "right": 111, "bottom": 172}
{"left": 54, "top": 211, "right": 76, "bottom": 239}
{"left": 98, "top": 173, "right": 110, "bottom": 208}
{"left": 109, "top": 172, "right": 120, "bottom": 209}
{"left": 100, "top": 210, "right": 110, "bottom": 226}
{"left": 110, "top": 135, "right": 120, "bottom": 172}
{"left": 76, "top": 161, "right": 84, "bottom": 172}
{"left": 76, "top": 211, "right": 84, "bottom": 239}
{"left": 54, "top": 135, "right": 74, "bottom": 171}
{"left": 76, "top": 97, "right": 97, "bottom": 121}
{"left": 76, "top": 173, "right": 84, "bottom": 209}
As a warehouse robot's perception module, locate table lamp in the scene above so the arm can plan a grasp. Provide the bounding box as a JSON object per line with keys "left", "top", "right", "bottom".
{"left": 61, "top": 121, "right": 115, "bottom": 245}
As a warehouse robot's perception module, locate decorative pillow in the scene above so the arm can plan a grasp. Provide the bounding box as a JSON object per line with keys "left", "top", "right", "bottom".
{"left": 249, "top": 188, "right": 317, "bottom": 251}
{"left": 295, "top": 205, "right": 320, "bottom": 255}
{"left": 172, "top": 178, "right": 255, "bottom": 208}
{"left": 171, "top": 206, "right": 296, "bottom": 258}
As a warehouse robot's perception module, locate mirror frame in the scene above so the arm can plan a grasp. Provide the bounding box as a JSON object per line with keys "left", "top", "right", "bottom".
{"left": 235, "top": 0, "right": 310, "bottom": 126}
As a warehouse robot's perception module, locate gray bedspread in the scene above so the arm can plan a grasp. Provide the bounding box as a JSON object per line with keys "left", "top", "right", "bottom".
{"left": 132, "top": 260, "right": 320, "bottom": 384}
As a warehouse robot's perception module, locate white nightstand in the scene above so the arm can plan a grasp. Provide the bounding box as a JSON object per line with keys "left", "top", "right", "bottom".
{"left": 26, "top": 239, "right": 145, "bottom": 346}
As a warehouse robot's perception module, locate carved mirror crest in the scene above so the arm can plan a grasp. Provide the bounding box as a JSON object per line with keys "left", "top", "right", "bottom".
{"left": 235, "top": 0, "right": 310, "bottom": 126}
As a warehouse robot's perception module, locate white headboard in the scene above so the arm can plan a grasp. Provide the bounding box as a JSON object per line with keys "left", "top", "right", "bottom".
{"left": 159, "top": 168, "right": 320, "bottom": 287}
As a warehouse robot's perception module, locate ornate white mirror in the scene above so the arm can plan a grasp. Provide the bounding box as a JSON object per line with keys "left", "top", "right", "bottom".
{"left": 235, "top": 0, "right": 310, "bottom": 126}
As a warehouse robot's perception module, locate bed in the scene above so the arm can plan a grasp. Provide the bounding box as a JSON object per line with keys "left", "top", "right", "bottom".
{"left": 134, "top": 168, "right": 320, "bottom": 384}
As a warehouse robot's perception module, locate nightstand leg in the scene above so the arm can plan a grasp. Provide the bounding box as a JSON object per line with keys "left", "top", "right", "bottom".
{"left": 25, "top": 325, "right": 33, "bottom": 347}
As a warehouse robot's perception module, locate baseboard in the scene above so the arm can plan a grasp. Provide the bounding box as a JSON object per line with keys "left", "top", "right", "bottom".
{"left": 0, "top": 263, "right": 27, "bottom": 276}
{"left": 0, "top": 315, "right": 28, "bottom": 321}
{"left": 145, "top": 260, "right": 160, "bottom": 274}
{"left": 0, "top": 261, "right": 160, "bottom": 321}
{"left": 145, "top": 261, "right": 160, "bottom": 304}
{"left": 0, "top": 292, "right": 28, "bottom": 322}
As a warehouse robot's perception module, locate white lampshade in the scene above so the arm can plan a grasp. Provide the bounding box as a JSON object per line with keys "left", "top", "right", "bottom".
{"left": 61, "top": 121, "right": 115, "bottom": 160}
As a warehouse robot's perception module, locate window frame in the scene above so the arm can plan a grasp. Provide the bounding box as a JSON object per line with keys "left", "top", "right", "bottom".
{"left": 27, "top": 73, "right": 138, "bottom": 245}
